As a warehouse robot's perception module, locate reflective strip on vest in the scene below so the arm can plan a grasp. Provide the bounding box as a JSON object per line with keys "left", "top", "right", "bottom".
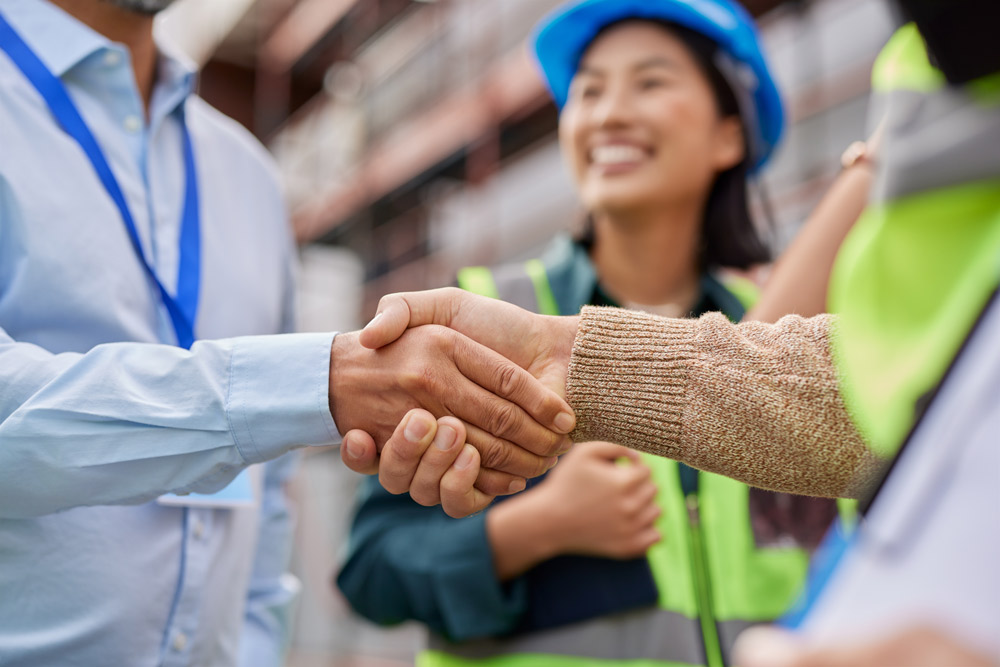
{"left": 876, "top": 87, "right": 1000, "bottom": 202}
{"left": 523, "top": 259, "right": 560, "bottom": 316}
{"left": 425, "top": 607, "right": 704, "bottom": 666}
{"left": 714, "top": 620, "right": 760, "bottom": 661}
{"left": 458, "top": 260, "right": 560, "bottom": 315}
{"left": 457, "top": 266, "right": 501, "bottom": 300}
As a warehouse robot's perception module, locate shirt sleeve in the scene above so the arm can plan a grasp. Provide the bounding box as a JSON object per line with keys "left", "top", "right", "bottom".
{"left": 238, "top": 452, "right": 301, "bottom": 667}
{"left": 336, "top": 477, "right": 527, "bottom": 642}
{"left": 0, "top": 325, "right": 339, "bottom": 518}
{"left": 238, "top": 236, "right": 306, "bottom": 666}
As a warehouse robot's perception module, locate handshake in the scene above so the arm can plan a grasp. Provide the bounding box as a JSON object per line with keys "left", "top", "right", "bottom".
{"left": 329, "top": 287, "right": 582, "bottom": 518}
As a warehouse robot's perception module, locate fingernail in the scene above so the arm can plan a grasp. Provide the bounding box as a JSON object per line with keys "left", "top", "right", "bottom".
{"left": 344, "top": 437, "right": 364, "bottom": 460}
{"left": 404, "top": 414, "right": 432, "bottom": 443}
{"left": 363, "top": 312, "right": 383, "bottom": 330}
{"left": 557, "top": 439, "right": 573, "bottom": 456}
{"left": 508, "top": 478, "right": 526, "bottom": 493}
{"left": 546, "top": 456, "right": 559, "bottom": 470}
{"left": 434, "top": 424, "right": 458, "bottom": 451}
{"left": 554, "top": 412, "right": 575, "bottom": 433}
{"left": 454, "top": 446, "right": 475, "bottom": 470}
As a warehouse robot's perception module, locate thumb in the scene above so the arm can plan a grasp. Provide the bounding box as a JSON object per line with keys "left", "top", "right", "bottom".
{"left": 359, "top": 296, "right": 412, "bottom": 349}
{"left": 340, "top": 429, "right": 379, "bottom": 475}
{"left": 359, "top": 287, "right": 466, "bottom": 349}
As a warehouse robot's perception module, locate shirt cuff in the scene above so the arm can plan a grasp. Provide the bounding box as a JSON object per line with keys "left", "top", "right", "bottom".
{"left": 226, "top": 332, "right": 341, "bottom": 464}
{"left": 435, "top": 511, "right": 528, "bottom": 639}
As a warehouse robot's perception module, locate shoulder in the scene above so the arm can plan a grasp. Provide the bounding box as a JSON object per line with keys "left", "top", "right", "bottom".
{"left": 185, "top": 96, "right": 282, "bottom": 188}
{"left": 184, "top": 96, "right": 288, "bottom": 235}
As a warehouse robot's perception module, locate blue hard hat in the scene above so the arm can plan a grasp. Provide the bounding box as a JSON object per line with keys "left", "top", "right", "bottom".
{"left": 531, "top": 0, "right": 784, "bottom": 171}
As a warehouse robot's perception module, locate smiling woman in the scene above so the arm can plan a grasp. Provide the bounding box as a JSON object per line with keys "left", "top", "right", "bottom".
{"left": 559, "top": 19, "right": 767, "bottom": 289}
{"left": 336, "top": 2, "right": 839, "bottom": 666}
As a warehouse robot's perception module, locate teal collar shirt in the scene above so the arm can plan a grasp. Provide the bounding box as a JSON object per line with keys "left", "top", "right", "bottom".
{"left": 0, "top": 0, "right": 340, "bottom": 664}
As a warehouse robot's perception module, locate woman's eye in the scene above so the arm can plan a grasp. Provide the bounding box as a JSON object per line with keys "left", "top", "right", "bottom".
{"left": 578, "top": 85, "right": 601, "bottom": 99}
{"left": 639, "top": 78, "right": 667, "bottom": 90}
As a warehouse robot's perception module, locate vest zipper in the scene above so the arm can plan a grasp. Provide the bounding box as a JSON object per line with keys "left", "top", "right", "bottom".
{"left": 686, "top": 492, "right": 725, "bottom": 667}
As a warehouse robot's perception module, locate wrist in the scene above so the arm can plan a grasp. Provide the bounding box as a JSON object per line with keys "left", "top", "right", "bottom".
{"left": 328, "top": 331, "right": 365, "bottom": 432}
{"left": 537, "top": 315, "right": 580, "bottom": 397}
{"left": 486, "top": 487, "right": 563, "bottom": 580}
{"left": 840, "top": 140, "right": 874, "bottom": 171}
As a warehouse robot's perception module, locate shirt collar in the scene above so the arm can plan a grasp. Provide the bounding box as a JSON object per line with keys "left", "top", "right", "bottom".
{"left": 0, "top": 0, "right": 109, "bottom": 76}
{"left": 1, "top": 0, "right": 197, "bottom": 111}
{"left": 152, "top": 34, "right": 198, "bottom": 115}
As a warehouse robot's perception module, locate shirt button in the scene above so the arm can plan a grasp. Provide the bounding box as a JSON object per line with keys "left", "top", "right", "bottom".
{"left": 171, "top": 632, "right": 188, "bottom": 652}
{"left": 191, "top": 519, "right": 205, "bottom": 540}
{"left": 123, "top": 115, "right": 142, "bottom": 133}
{"left": 102, "top": 50, "right": 122, "bottom": 67}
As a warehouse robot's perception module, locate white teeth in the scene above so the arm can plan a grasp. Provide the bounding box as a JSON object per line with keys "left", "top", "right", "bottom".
{"left": 590, "top": 145, "right": 646, "bottom": 165}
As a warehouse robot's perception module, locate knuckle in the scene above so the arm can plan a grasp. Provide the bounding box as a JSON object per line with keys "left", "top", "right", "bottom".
{"left": 485, "top": 402, "right": 521, "bottom": 440}
{"left": 526, "top": 454, "right": 551, "bottom": 478}
{"left": 537, "top": 434, "right": 563, "bottom": 457}
{"left": 474, "top": 474, "right": 508, "bottom": 498}
{"left": 439, "top": 475, "right": 462, "bottom": 499}
{"left": 379, "top": 474, "right": 406, "bottom": 496}
{"left": 491, "top": 363, "right": 523, "bottom": 399}
{"left": 409, "top": 487, "right": 438, "bottom": 507}
{"left": 399, "top": 363, "right": 439, "bottom": 394}
{"left": 424, "top": 324, "right": 453, "bottom": 347}
{"left": 479, "top": 440, "right": 513, "bottom": 471}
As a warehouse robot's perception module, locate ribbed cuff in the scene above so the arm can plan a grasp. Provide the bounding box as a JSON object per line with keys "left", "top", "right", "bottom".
{"left": 566, "top": 306, "right": 698, "bottom": 457}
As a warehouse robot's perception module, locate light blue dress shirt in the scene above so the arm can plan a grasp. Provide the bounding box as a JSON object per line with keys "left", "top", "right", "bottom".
{"left": 0, "top": 0, "right": 341, "bottom": 664}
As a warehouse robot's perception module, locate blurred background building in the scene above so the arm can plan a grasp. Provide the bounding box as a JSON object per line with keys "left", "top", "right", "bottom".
{"left": 156, "top": 0, "right": 899, "bottom": 664}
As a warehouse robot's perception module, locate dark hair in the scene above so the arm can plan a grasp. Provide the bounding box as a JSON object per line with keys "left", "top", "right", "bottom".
{"left": 582, "top": 20, "right": 771, "bottom": 270}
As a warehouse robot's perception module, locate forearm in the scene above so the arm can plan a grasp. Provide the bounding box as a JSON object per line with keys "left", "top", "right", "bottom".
{"left": 566, "top": 307, "right": 883, "bottom": 498}
{"left": 748, "top": 164, "right": 873, "bottom": 322}
{"left": 486, "top": 491, "right": 561, "bottom": 581}
{"left": 0, "top": 331, "right": 338, "bottom": 518}
{"left": 338, "top": 479, "right": 526, "bottom": 641}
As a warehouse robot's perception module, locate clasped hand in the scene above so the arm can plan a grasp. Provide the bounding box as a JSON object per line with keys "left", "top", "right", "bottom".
{"left": 333, "top": 288, "right": 580, "bottom": 516}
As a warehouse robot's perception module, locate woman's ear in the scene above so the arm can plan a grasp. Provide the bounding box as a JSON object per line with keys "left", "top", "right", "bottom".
{"left": 712, "top": 116, "right": 746, "bottom": 171}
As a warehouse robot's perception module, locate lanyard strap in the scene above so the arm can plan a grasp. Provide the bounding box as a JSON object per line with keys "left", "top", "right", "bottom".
{"left": 0, "top": 12, "right": 200, "bottom": 348}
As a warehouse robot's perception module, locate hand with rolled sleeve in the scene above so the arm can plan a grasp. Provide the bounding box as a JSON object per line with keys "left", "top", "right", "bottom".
{"left": 350, "top": 287, "right": 879, "bottom": 499}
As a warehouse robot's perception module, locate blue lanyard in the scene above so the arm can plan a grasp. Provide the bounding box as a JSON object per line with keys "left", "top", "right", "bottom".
{"left": 0, "top": 12, "right": 200, "bottom": 348}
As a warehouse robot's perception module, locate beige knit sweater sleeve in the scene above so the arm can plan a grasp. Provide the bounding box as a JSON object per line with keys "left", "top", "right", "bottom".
{"left": 565, "top": 306, "right": 884, "bottom": 498}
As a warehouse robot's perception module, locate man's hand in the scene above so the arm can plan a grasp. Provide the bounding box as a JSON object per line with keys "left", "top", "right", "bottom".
{"left": 359, "top": 287, "right": 579, "bottom": 400}
{"left": 341, "top": 409, "right": 496, "bottom": 518}
{"left": 331, "top": 322, "right": 574, "bottom": 495}
{"left": 733, "top": 626, "right": 997, "bottom": 667}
